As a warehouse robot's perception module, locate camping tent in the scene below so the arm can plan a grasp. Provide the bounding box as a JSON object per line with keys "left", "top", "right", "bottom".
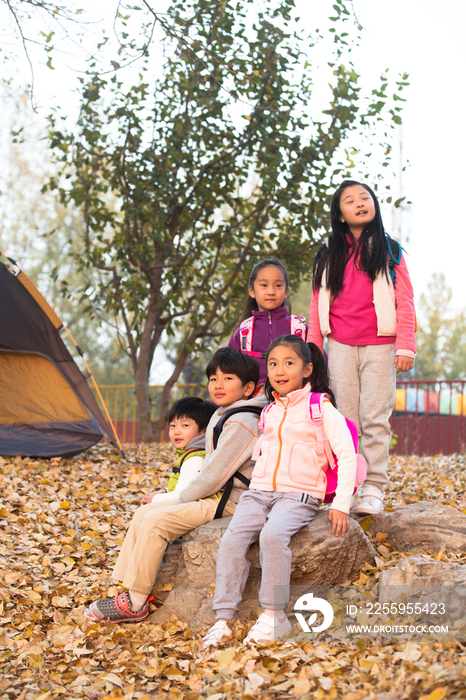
{"left": 0, "top": 253, "right": 122, "bottom": 458}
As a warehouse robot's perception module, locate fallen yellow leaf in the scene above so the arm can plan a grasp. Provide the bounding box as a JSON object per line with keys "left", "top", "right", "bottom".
{"left": 359, "top": 516, "right": 372, "bottom": 531}
{"left": 293, "top": 679, "right": 312, "bottom": 696}
{"left": 163, "top": 666, "right": 184, "bottom": 676}
{"left": 217, "top": 647, "right": 236, "bottom": 666}
{"left": 424, "top": 689, "right": 448, "bottom": 700}
{"left": 375, "top": 532, "right": 388, "bottom": 542}
{"left": 51, "top": 595, "right": 71, "bottom": 608}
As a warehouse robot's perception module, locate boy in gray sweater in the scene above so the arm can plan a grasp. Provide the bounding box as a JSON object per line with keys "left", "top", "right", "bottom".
{"left": 86, "top": 348, "right": 265, "bottom": 623}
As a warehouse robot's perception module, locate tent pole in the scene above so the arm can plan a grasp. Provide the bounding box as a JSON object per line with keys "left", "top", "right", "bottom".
{"left": 61, "top": 326, "right": 126, "bottom": 458}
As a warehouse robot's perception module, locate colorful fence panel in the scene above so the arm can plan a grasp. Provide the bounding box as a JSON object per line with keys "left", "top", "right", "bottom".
{"left": 391, "top": 380, "right": 466, "bottom": 455}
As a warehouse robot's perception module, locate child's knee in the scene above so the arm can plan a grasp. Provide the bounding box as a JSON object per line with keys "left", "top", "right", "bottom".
{"left": 259, "top": 525, "right": 287, "bottom": 549}
{"left": 131, "top": 504, "right": 151, "bottom": 525}
{"left": 218, "top": 528, "right": 239, "bottom": 552}
{"left": 132, "top": 504, "right": 164, "bottom": 529}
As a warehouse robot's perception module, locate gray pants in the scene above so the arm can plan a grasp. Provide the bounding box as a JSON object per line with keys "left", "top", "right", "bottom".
{"left": 213, "top": 489, "right": 320, "bottom": 620}
{"left": 328, "top": 338, "right": 396, "bottom": 498}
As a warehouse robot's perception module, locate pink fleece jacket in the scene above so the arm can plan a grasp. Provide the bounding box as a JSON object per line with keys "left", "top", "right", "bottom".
{"left": 307, "top": 251, "right": 416, "bottom": 357}
{"left": 250, "top": 383, "right": 357, "bottom": 513}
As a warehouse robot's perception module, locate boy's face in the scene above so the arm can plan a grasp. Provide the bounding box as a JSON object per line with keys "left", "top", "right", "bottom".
{"left": 208, "top": 368, "right": 254, "bottom": 406}
{"left": 168, "top": 416, "right": 203, "bottom": 449}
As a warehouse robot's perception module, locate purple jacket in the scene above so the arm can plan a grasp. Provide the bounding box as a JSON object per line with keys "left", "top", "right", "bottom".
{"left": 228, "top": 306, "right": 307, "bottom": 384}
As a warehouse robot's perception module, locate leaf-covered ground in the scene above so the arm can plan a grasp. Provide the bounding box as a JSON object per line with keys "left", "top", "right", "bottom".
{"left": 1, "top": 446, "right": 466, "bottom": 700}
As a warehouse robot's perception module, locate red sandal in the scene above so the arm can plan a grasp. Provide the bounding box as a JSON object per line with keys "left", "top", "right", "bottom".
{"left": 85, "top": 591, "right": 154, "bottom": 623}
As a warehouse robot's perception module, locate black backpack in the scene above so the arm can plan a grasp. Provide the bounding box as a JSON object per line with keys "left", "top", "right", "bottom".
{"left": 212, "top": 405, "right": 262, "bottom": 518}
{"left": 385, "top": 234, "right": 402, "bottom": 287}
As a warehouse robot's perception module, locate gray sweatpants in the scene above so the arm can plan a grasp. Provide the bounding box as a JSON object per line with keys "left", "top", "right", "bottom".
{"left": 213, "top": 489, "right": 320, "bottom": 620}
{"left": 328, "top": 338, "right": 396, "bottom": 498}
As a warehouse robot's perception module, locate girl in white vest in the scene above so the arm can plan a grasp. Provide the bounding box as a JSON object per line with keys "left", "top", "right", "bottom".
{"left": 308, "top": 180, "right": 416, "bottom": 516}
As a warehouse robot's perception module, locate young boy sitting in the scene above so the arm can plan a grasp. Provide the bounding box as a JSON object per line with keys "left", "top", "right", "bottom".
{"left": 142, "top": 396, "right": 216, "bottom": 506}
{"left": 85, "top": 347, "right": 265, "bottom": 623}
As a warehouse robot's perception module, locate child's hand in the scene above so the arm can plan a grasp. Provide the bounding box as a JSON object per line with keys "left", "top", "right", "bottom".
{"left": 394, "top": 355, "right": 414, "bottom": 374}
{"left": 142, "top": 492, "right": 156, "bottom": 504}
{"left": 141, "top": 490, "right": 165, "bottom": 504}
{"left": 328, "top": 509, "right": 350, "bottom": 537}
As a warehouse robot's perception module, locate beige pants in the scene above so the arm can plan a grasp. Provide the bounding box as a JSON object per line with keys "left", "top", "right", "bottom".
{"left": 112, "top": 496, "right": 236, "bottom": 595}
{"left": 328, "top": 338, "right": 396, "bottom": 498}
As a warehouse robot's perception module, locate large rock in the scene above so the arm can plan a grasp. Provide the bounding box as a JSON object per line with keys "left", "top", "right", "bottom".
{"left": 367, "top": 502, "right": 466, "bottom": 554}
{"left": 378, "top": 555, "right": 466, "bottom": 628}
{"left": 148, "top": 511, "right": 376, "bottom": 628}
{"left": 379, "top": 555, "right": 466, "bottom": 589}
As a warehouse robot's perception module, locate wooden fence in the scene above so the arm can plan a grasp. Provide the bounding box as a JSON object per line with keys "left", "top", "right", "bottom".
{"left": 92, "top": 383, "right": 206, "bottom": 444}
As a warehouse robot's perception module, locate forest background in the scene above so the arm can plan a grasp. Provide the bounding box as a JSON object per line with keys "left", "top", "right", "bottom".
{"left": 1, "top": 0, "right": 465, "bottom": 440}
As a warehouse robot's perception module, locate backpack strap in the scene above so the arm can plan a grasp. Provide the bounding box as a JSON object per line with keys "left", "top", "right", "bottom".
{"left": 212, "top": 405, "right": 262, "bottom": 450}
{"left": 258, "top": 402, "right": 273, "bottom": 434}
{"left": 309, "top": 392, "right": 335, "bottom": 469}
{"left": 212, "top": 405, "right": 262, "bottom": 519}
{"left": 171, "top": 447, "right": 199, "bottom": 475}
{"left": 385, "top": 234, "right": 402, "bottom": 287}
{"left": 290, "top": 315, "right": 307, "bottom": 340}
{"left": 239, "top": 317, "right": 254, "bottom": 353}
{"left": 214, "top": 470, "right": 250, "bottom": 521}
{"left": 239, "top": 317, "right": 264, "bottom": 359}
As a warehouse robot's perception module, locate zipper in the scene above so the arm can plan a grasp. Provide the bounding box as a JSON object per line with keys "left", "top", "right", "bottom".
{"left": 272, "top": 404, "right": 287, "bottom": 490}
{"left": 268, "top": 312, "right": 272, "bottom": 343}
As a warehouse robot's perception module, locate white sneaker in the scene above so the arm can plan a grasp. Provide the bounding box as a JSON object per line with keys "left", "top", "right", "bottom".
{"left": 244, "top": 612, "right": 292, "bottom": 644}
{"left": 201, "top": 620, "right": 232, "bottom": 650}
{"left": 349, "top": 492, "right": 359, "bottom": 514}
{"left": 354, "top": 495, "right": 384, "bottom": 516}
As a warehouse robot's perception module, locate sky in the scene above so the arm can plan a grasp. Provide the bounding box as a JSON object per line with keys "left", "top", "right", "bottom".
{"left": 332, "top": 0, "right": 466, "bottom": 312}
{"left": 2, "top": 0, "right": 464, "bottom": 312}
{"left": 1, "top": 0, "right": 465, "bottom": 379}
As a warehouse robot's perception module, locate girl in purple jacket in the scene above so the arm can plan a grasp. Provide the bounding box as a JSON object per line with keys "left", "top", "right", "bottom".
{"left": 228, "top": 258, "right": 307, "bottom": 385}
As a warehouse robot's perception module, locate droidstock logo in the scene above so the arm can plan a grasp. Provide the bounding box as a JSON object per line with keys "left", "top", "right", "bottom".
{"left": 294, "top": 593, "right": 334, "bottom": 633}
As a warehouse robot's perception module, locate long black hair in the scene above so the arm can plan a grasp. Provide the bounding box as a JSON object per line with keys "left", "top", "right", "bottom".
{"left": 313, "top": 180, "right": 389, "bottom": 297}
{"left": 239, "top": 257, "right": 291, "bottom": 323}
{"left": 264, "top": 335, "right": 336, "bottom": 406}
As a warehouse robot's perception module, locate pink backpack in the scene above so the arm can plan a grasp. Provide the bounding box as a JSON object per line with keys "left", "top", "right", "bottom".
{"left": 239, "top": 314, "right": 307, "bottom": 358}
{"left": 309, "top": 392, "right": 366, "bottom": 503}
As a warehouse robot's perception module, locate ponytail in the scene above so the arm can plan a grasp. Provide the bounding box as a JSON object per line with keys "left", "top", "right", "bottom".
{"left": 264, "top": 335, "right": 336, "bottom": 406}
{"left": 307, "top": 342, "right": 336, "bottom": 406}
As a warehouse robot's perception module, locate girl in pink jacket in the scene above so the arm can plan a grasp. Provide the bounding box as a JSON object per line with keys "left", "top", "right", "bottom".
{"left": 308, "top": 180, "right": 416, "bottom": 516}
{"left": 201, "top": 335, "right": 356, "bottom": 648}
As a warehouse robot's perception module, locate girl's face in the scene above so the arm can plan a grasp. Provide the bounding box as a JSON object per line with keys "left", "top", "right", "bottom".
{"left": 339, "top": 185, "right": 376, "bottom": 236}
{"left": 267, "top": 344, "right": 312, "bottom": 396}
{"left": 249, "top": 265, "right": 289, "bottom": 313}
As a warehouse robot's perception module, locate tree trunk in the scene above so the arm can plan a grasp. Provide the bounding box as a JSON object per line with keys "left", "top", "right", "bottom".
{"left": 152, "top": 346, "right": 190, "bottom": 441}
{"left": 135, "top": 360, "right": 154, "bottom": 443}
